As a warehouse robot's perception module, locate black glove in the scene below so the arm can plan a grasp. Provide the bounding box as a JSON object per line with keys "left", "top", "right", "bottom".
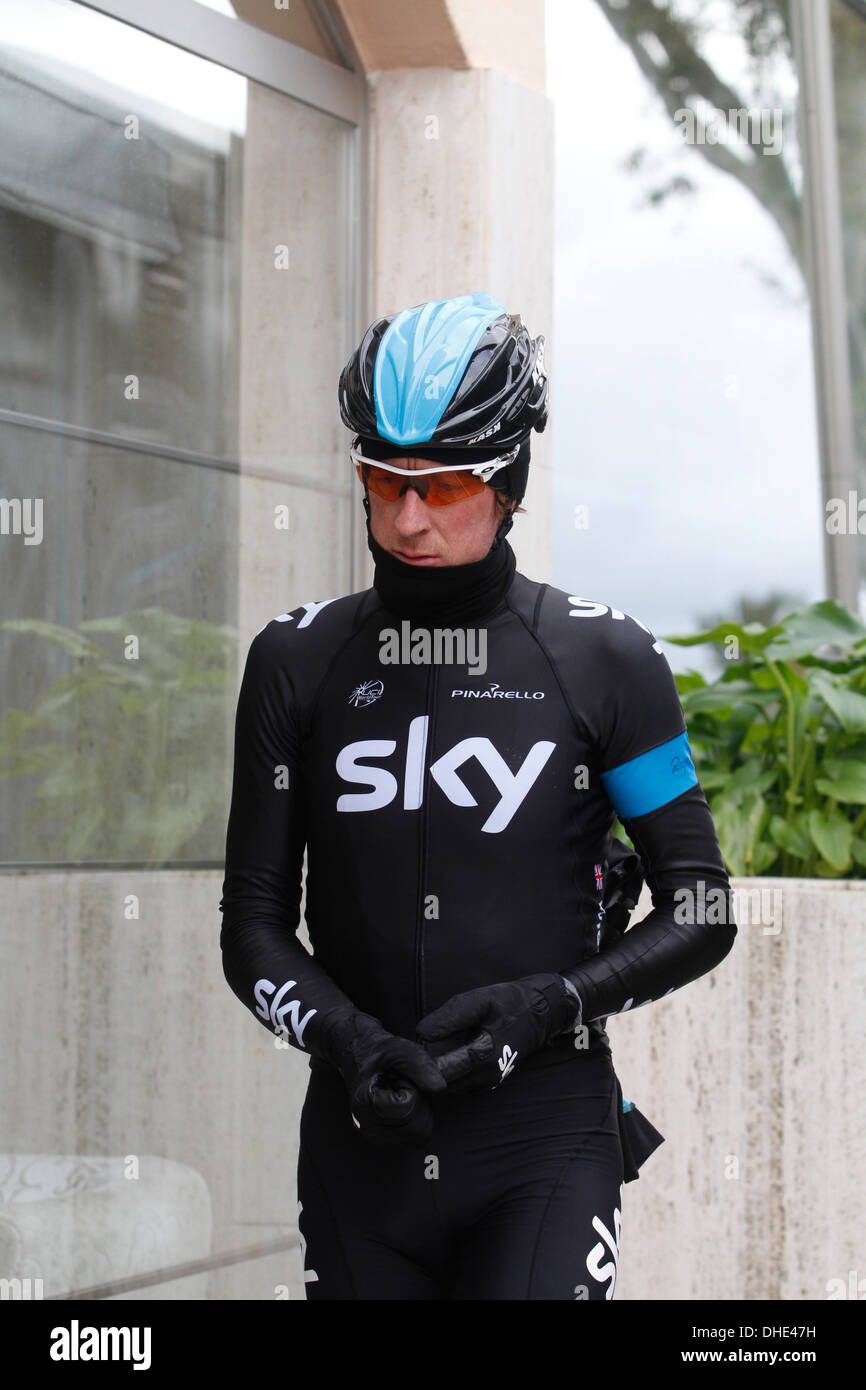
{"left": 322, "top": 1010, "right": 448, "bottom": 1145}
{"left": 414, "top": 974, "right": 581, "bottom": 1095}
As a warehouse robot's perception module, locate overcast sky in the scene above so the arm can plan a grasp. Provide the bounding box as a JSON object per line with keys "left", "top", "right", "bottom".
{"left": 544, "top": 0, "right": 826, "bottom": 670}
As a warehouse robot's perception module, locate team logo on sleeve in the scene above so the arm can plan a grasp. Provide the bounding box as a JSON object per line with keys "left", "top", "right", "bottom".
{"left": 566, "top": 597, "right": 663, "bottom": 653}
{"left": 497, "top": 1044, "right": 518, "bottom": 1080}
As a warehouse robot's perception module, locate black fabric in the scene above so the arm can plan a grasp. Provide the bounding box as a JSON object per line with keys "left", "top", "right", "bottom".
{"left": 219, "top": 572, "right": 737, "bottom": 1050}
{"left": 415, "top": 973, "right": 579, "bottom": 1093}
{"left": 297, "top": 1048, "right": 625, "bottom": 1299}
{"left": 562, "top": 785, "right": 734, "bottom": 1023}
{"left": 219, "top": 560, "right": 737, "bottom": 1302}
{"left": 365, "top": 522, "right": 517, "bottom": 626}
{"left": 216, "top": 487, "right": 746, "bottom": 1301}
{"left": 356, "top": 433, "right": 508, "bottom": 466}
{"left": 614, "top": 1075, "right": 666, "bottom": 1182}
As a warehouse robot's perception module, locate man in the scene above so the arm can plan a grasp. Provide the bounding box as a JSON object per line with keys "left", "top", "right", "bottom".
{"left": 219, "top": 290, "right": 737, "bottom": 1300}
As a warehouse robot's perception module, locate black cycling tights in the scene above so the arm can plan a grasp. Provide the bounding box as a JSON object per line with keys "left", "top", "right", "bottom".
{"left": 296, "top": 1048, "right": 625, "bottom": 1300}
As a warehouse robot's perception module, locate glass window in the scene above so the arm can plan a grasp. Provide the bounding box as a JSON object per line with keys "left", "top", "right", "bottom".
{"left": 0, "top": 0, "right": 358, "bottom": 1304}
{"left": 0, "top": 0, "right": 356, "bottom": 868}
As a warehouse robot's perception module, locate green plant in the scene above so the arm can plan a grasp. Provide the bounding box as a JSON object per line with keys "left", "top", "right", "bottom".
{"left": 0, "top": 609, "right": 239, "bottom": 865}
{"left": 652, "top": 600, "right": 866, "bottom": 878}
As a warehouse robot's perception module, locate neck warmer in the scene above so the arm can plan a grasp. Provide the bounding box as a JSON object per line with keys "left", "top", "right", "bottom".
{"left": 365, "top": 516, "right": 518, "bottom": 625}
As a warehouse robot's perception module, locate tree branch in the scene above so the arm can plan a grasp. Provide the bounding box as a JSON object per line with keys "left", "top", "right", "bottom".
{"left": 593, "top": 0, "right": 803, "bottom": 268}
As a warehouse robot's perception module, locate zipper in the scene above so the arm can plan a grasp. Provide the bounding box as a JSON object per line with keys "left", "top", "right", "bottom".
{"left": 414, "top": 659, "right": 439, "bottom": 1021}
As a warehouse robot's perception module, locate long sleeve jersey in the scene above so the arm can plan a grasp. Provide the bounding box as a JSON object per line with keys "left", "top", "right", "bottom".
{"left": 219, "top": 568, "right": 737, "bottom": 1062}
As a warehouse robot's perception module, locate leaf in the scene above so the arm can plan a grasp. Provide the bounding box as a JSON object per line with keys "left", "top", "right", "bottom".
{"left": 751, "top": 667, "right": 784, "bottom": 690}
{"left": 768, "top": 814, "right": 812, "bottom": 858}
{"left": 790, "top": 687, "right": 810, "bottom": 769}
{"left": 713, "top": 790, "right": 768, "bottom": 877}
{"left": 673, "top": 670, "right": 708, "bottom": 694}
{"left": 814, "top": 859, "right": 847, "bottom": 877}
{"left": 814, "top": 759, "right": 866, "bottom": 805}
{"left": 807, "top": 809, "right": 853, "bottom": 872}
{"left": 770, "top": 660, "right": 811, "bottom": 699}
{"left": 662, "top": 620, "right": 783, "bottom": 652}
{"left": 810, "top": 674, "right": 866, "bottom": 734}
{"left": 679, "top": 680, "right": 766, "bottom": 714}
{"left": 0, "top": 619, "right": 105, "bottom": 660}
{"left": 695, "top": 768, "right": 735, "bottom": 790}
{"left": 723, "top": 764, "right": 777, "bottom": 794}
{"left": 764, "top": 601, "right": 866, "bottom": 662}
{"left": 830, "top": 737, "right": 866, "bottom": 761}
{"left": 741, "top": 721, "right": 775, "bottom": 750}
{"left": 752, "top": 839, "right": 779, "bottom": 874}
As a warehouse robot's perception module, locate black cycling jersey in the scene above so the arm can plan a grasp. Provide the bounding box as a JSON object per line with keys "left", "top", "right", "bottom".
{"left": 219, "top": 538, "right": 737, "bottom": 1063}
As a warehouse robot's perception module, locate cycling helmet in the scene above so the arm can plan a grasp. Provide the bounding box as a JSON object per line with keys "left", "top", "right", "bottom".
{"left": 339, "top": 291, "right": 548, "bottom": 509}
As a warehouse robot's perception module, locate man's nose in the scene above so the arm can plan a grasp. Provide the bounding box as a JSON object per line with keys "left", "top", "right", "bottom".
{"left": 394, "top": 484, "right": 431, "bottom": 526}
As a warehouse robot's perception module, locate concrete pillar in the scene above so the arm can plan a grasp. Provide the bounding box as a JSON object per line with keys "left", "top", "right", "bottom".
{"left": 361, "top": 65, "right": 554, "bottom": 583}
{"left": 335, "top": 0, "right": 555, "bottom": 584}
{"left": 237, "top": 79, "right": 357, "bottom": 645}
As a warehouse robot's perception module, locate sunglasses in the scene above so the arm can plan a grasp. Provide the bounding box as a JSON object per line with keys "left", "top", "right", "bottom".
{"left": 350, "top": 443, "right": 518, "bottom": 507}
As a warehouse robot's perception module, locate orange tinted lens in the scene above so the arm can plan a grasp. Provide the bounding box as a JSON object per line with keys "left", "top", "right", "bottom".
{"left": 356, "top": 462, "right": 485, "bottom": 505}
{"left": 363, "top": 464, "right": 405, "bottom": 500}
{"left": 425, "top": 470, "right": 486, "bottom": 505}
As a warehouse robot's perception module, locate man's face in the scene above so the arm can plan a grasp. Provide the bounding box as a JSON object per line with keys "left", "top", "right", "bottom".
{"left": 366, "top": 457, "right": 510, "bottom": 566}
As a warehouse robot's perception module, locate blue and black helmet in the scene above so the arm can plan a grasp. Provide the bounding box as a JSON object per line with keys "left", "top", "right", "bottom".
{"left": 338, "top": 291, "right": 548, "bottom": 507}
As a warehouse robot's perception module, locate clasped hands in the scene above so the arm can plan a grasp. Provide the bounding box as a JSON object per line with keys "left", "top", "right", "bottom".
{"left": 348, "top": 974, "right": 582, "bottom": 1147}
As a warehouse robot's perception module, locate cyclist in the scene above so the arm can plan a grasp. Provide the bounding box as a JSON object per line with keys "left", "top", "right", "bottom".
{"left": 219, "top": 290, "right": 737, "bottom": 1300}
